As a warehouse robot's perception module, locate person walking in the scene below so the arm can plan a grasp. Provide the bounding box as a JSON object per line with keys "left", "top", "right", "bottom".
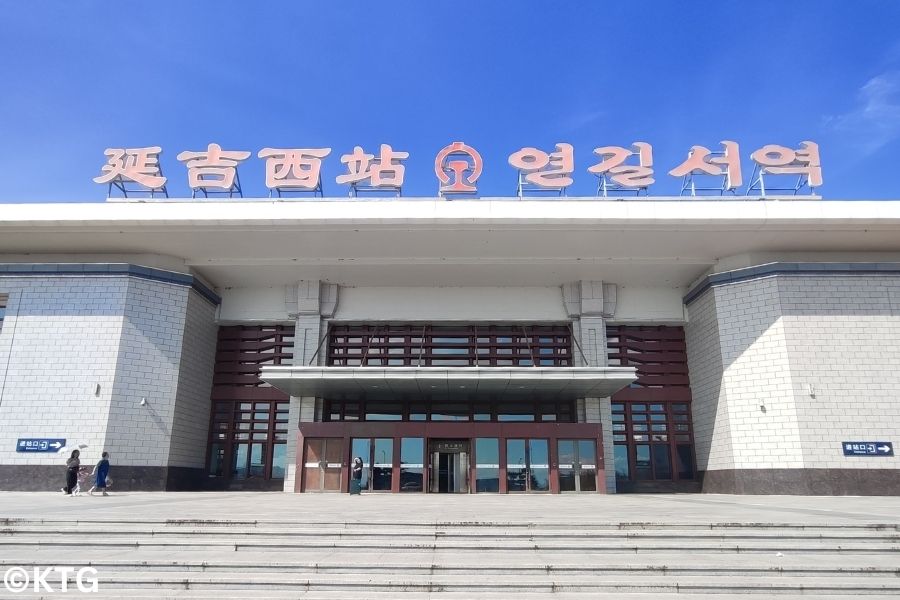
{"left": 61, "top": 449, "right": 80, "bottom": 495}
{"left": 88, "top": 451, "right": 111, "bottom": 496}
{"left": 350, "top": 456, "right": 363, "bottom": 495}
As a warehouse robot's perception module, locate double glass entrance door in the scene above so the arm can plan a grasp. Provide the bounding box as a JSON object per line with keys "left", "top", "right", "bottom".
{"left": 505, "top": 438, "right": 597, "bottom": 492}
{"left": 557, "top": 439, "right": 598, "bottom": 492}
{"left": 304, "top": 436, "right": 599, "bottom": 493}
{"left": 351, "top": 437, "right": 394, "bottom": 492}
{"left": 506, "top": 439, "right": 550, "bottom": 492}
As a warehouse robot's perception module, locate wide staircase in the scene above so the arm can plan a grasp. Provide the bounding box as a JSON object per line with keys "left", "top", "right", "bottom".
{"left": 1, "top": 517, "right": 898, "bottom": 598}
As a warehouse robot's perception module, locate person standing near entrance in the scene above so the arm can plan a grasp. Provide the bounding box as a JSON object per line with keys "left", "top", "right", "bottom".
{"left": 350, "top": 457, "right": 363, "bottom": 495}
{"left": 61, "top": 449, "right": 80, "bottom": 495}
{"left": 89, "top": 451, "right": 111, "bottom": 496}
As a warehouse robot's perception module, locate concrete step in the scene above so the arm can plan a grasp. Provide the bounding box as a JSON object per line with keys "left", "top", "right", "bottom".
{"left": 4, "top": 517, "right": 898, "bottom": 532}
{"left": 3, "top": 537, "right": 896, "bottom": 554}
{"left": 3, "top": 557, "right": 898, "bottom": 578}
{"left": 29, "top": 571, "right": 900, "bottom": 594}
{"left": 12, "top": 593, "right": 895, "bottom": 600}
{"left": 5, "top": 549, "right": 896, "bottom": 564}
{"left": 4, "top": 513, "right": 898, "bottom": 596}
{"left": 4, "top": 525, "right": 897, "bottom": 542}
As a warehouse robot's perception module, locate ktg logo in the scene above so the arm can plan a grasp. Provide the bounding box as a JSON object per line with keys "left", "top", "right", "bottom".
{"left": 4, "top": 566, "right": 98, "bottom": 593}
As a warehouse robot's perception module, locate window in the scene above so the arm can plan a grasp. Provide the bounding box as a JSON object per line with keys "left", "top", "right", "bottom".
{"left": 611, "top": 399, "right": 694, "bottom": 482}
{"left": 206, "top": 325, "right": 294, "bottom": 482}
{"left": 365, "top": 402, "right": 402, "bottom": 421}
{"left": 606, "top": 325, "right": 690, "bottom": 389}
{"left": 0, "top": 296, "right": 6, "bottom": 333}
{"left": 608, "top": 325, "right": 696, "bottom": 485}
{"left": 497, "top": 402, "right": 535, "bottom": 422}
{"left": 328, "top": 324, "right": 573, "bottom": 367}
{"left": 210, "top": 399, "right": 289, "bottom": 479}
{"left": 323, "top": 398, "right": 576, "bottom": 423}
{"left": 430, "top": 403, "right": 469, "bottom": 421}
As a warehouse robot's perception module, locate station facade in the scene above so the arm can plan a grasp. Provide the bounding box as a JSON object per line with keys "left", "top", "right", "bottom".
{"left": 0, "top": 198, "right": 898, "bottom": 495}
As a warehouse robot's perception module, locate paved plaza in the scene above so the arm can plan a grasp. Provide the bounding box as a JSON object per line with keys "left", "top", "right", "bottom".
{"left": 0, "top": 491, "right": 898, "bottom": 524}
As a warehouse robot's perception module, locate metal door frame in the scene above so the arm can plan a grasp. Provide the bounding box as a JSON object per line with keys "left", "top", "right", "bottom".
{"left": 428, "top": 441, "right": 470, "bottom": 493}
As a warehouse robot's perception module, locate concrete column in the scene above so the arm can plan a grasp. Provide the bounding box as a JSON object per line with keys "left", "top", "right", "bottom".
{"left": 282, "top": 398, "right": 303, "bottom": 492}
{"left": 563, "top": 280, "right": 618, "bottom": 492}
{"left": 596, "top": 397, "right": 615, "bottom": 492}
{"left": 299, "top": 398, "right": 316, "bottom": 422}
{"left": 580, "top": 316, "right": 606, "bottom": 368}
{"left": 282, "top": 281, "right": 338, "bottom": 493}
{"left": 584, "top": 397, "right": 601, "bottom": 422}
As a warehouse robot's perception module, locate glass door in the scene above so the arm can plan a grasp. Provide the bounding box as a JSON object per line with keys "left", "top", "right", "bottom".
{"left": 558, "top": 439, "right": 598, "bottom": 492}
{"left": 529, "top": 439, "right": 550, "bottom": 492}
{"left": 350, "top": 438, "right": 371, "bottom": 490}
{"left": 372, "top": 438, "right": 394, "bottom": 491}
{"left": 576, "top": 440, "right": 598, "bottom": 491}
{"left": 506, "top": 439, "right": 527, "bottom": 492}
{"left": 506, "top": 438, "right": 550, "bottom": 493}
{"left": 351, "top": 437, "right": 394, "bottom": 492}
{"left": 428, "top": 441, "right": 469, "bottom": 493}
{"left": 474, "top": 438, "right": 500, "bottom": 492}
{"left": 432, "top": 451, "right": 467, "bottom": 492}
{"left": 399, "top": 438, "right": 424, "bottom": 492}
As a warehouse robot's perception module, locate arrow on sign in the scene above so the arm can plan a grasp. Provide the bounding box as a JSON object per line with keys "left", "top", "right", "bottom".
{"left": 49, "top": 442, "right": 62, "bottom": 449}
{"left": 878, "top": 445, "right": 892, "bottom": 453}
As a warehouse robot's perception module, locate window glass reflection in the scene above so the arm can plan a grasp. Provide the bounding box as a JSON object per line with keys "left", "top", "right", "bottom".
{"left": 506, "top": 439, "right": 527, "bottom": 492}
{"left": 271, "top": 444, "right": 286, "bottom": 479}
{"left": 614, "top": 445, "right": 629, "bottom": 480}
{"left": 372, "top": 438, "right": 393, "bottom": 490}
{"left": 529, "top": 439, "right": 550, "bottom": 492}
{"left": 350, "top": 438, "right": 371, "bottom": 489}
{"left": 474, "top": 438, "right": 499, "bottom": 492}
{"left": 400, "top": 438, "right": 424, "bottom": 492}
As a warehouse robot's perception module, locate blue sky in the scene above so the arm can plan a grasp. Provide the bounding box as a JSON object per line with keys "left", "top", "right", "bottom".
{"left": 1, "top": 1, "right": 900, "bottom": 202}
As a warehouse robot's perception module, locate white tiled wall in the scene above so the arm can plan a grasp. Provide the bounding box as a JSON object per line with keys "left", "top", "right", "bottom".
{"left": 686, "top": 273, "right": 900, "bottom": 473}
{"left": 779, "top": 276, "right": 900, "bottom": 469}
{"left": 0, "top": 278, "right": 128, "bottom": 466}
{"left": 0, "top": 275, "right": 217, "bottom": 469}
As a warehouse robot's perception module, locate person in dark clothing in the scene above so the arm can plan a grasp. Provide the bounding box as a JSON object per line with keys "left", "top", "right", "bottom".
{"left": 350, "top": 456, "right": 363, "bottom": 495}
{"left": 62, "top": 449, "right": 80, "bottom": 495}
{"left": 89, "top": 451, "right": 110, "bottom": 496}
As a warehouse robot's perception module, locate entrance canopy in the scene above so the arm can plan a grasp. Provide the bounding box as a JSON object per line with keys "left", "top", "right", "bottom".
{"left": 259, "top": 366, "right": 637, "bottom": 401}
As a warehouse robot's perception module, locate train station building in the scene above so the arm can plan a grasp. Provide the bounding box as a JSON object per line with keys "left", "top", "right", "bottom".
{"left": 0, "top": 198, "right": 898, "bottom": 495}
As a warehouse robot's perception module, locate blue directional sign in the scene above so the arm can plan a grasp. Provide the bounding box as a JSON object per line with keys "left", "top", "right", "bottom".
{"left": 16, "top": 438, "right": 66, "bottom": 453}
{"left": 842, "top": 441, "right": 893, "bottom": 457}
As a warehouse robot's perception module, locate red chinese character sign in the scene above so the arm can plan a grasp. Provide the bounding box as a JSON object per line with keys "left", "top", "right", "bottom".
{"left": 588, "top": 142, "right": 654, "bottom": 196}
{"left": 93, "top": 146, "right": 168, "bottom": 197}
{"left": 669, "top": 141, "right": 742, "bottom": 195}
{"left": 176, "top": 143, "right": 251, "bottom": 197}
{"left": 258, "top": 148, "right": 332, "bottom": 196}
{"left": 434, "top": 141, "right": 483, "bottom": 196}
{"left": 95, "top": 139, "right": 823, "bottom": 198}
{"left": 747, "top": 141, "right": 822, "bottom": 195}
{"left": 337, "top": 144, "right": 409, "bottom": 196}
{"left": 508, "top": 143, "right": 574, "bottom": 196}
